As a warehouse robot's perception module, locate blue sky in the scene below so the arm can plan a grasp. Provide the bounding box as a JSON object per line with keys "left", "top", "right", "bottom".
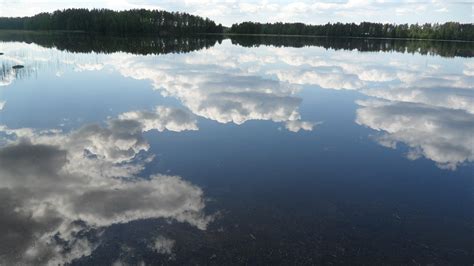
{"left": 0, "top": 0, "right": 472, "bottom": 26}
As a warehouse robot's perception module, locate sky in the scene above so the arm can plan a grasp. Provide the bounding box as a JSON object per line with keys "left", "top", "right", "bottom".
{"left": 0, "top": 0, "right": 472, "bottom": 26}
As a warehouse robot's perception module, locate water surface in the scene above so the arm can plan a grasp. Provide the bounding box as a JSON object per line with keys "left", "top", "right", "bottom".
{"left": 0, "top": 33, "right": 473, "bottom": 265}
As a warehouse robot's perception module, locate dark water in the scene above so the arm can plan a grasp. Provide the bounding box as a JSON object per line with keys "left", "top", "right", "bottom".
{"left": 0, "top": 32, "right": 473, "bottom": 265}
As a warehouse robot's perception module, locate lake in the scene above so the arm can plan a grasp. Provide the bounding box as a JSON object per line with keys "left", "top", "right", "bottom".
{"left": 0, "top": 32, "right": 473, "bottom": 265}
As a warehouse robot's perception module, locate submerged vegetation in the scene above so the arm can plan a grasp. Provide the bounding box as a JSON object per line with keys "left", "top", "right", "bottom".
{"left": 229, "top": 22, "right": 474, "bottom": 41}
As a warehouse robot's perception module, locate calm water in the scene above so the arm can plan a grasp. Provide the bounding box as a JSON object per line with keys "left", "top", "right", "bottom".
{"left": 0, "top": 33, "right": 473, "bottom": 265}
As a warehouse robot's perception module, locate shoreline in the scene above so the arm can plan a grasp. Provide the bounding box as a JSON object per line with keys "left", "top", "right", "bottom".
{"left": 0, "top": 29, "right": 472, "bottom": 43}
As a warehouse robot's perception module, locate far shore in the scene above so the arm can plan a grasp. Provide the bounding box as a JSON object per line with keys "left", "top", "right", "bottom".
{"left": 0, "top": 29, "right": 472, "bottom": 43}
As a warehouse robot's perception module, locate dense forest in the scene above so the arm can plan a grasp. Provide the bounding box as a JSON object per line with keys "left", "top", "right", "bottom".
{"left": 0, "top": 9, "right": 224, "bottom": 35}
{"left": 229, "top": 22, "right": 474, "bottom": 41}
{"left": 0, "top": 9, "right": 472, "bottom": 41}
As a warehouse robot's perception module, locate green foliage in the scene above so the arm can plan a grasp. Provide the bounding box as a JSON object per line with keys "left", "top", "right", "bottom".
{"left": 0, "top": 8, "right": 224, "bottom": 35}
{"left": 229, "top": 22, "right": 474, "bottom": 41}
{"left": 0, "top": 9, "right": 471, "bottom": 41}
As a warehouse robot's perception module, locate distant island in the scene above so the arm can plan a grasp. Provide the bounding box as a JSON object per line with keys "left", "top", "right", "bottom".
{"left": 0, "top": 9, "right": 224, "bottom": 35}
{"left": 229, "top": 22, "right": 474, "bottom": 41}
{"left": 0, "top": 8, "right": 472, "bottom": 41}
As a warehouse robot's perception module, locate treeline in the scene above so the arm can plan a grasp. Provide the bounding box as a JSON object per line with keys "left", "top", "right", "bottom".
{"left": 0, "top": 8, "right": 224, "bottom": 35}
{"left": 229, "top": 22, "right": 474, "bottom": 41}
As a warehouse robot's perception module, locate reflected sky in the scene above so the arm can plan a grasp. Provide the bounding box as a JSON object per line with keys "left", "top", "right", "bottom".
{"left": 0, "top": 36, "right": 473, "bottom": 264}
{"left": 2, "top": 40, "right": 471, "bottom": 168}
{"left": 0, "top": 107, "right": 210, "bottom": 264}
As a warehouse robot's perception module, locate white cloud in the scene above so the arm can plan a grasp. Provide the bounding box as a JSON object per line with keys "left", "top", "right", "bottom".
{"left": 239, "top": 2, "right": 261, "bottom": 13}
{"left": 0, "top": 42, "right": 317, "bottom": 132}
{"left": 2, "top": 38, "right": 471, "bottom": 172}
{"left": 464, "top": 62, "right": 474, "bottom": 76}
{"left": 356, "top": 99, "right": 474, "bottom": 170}
{"left": 285, "top": 120, "right": 321, "bottom": 132}
{"left": 107, "top": 49, "right": 315, "bottom": 131}
{"left": 274, "top": 67, "right": 364, "bottom": 90}
{"left": 119, "top": 106, "right": 198, "bottom": 132}
{"left": 0, "top": 0, "right": 469, "bottom": 26}
{"left": 74, "top": 63, "right": 105, "bottom": 72}
{"left": 152, "top": 236, "right": 175, "bottom": 255}
{"left": 0, "top": 105, "right": 210, "bottom": 265}
{"left": 363, "top": 85, "right": 474, "bottom": 114}
{"left": 247, "top": 45, "right": 473, "bottom": 169}
{"left": 435, "top": 7, "right": 449, "bottom": 12}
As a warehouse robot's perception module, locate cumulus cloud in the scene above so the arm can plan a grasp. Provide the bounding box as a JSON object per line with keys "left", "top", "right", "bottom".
{"left": 359, "top": 62, "right": 474, "bottom": 115}
{"left": 464, "top": 62, "right": 474, "bottom": 76}
{"left": 363, "top": 85, "right": 474, "bottom": 114}
{"left": 0, "top": 106, "right": 210, "bottom": 265}
{"left": 0, "top": 42, "right": 316, "bottom": 134}
{"left": 74, "top": 63, "right": 105, "bottom": 72}
{"left": 285, "top": 120, "right": 320, "bottom": 132}
{"left": 356, "top": 99, "right": 474, "bottom": 170}
{"left": 0, "top": 0, "right": 470, "bottom": 27}
{"left": 151, "top": 236, "right": 175, "bottom": 255}
{"left": 3, "top": 37, "right": 472, "bottom": 171}
{"left": 119, "top": 106, "right": 198, "bottom": 132}
{"left": 0, "top": 101, "right": 5, "bottom": 110}
{"left": 110, "top": 51, "right": 315, "bottom": 131}
{"left": 260, "top": 45, "right": 473, "bottom": 169}
{"left": 267, "top": 49, "right": 399, "bottom": 89}
{"left": 338, "top": 63, "right": 399, "bottom": 82}
{"left": 274, "top": 67, "right": 364, "bottom": 90}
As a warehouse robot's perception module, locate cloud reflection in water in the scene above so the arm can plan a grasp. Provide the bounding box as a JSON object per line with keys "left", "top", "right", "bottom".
{"left": 111, "top": 52, "right": 317, "bottom": 132}
{"left": 0, "top": 37, "right": 472, "bottom": 265}
{"left": 3, "top": 41, "right": 471, "bottom": 168}
{"left": 254, "top": 47, "right": 473, "bottom": 169}
{"left": 356, "top": 99, "right": 474, "bottom": 169}
{"left": 0, "top": 106, "right": 209, "bottom": 265}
